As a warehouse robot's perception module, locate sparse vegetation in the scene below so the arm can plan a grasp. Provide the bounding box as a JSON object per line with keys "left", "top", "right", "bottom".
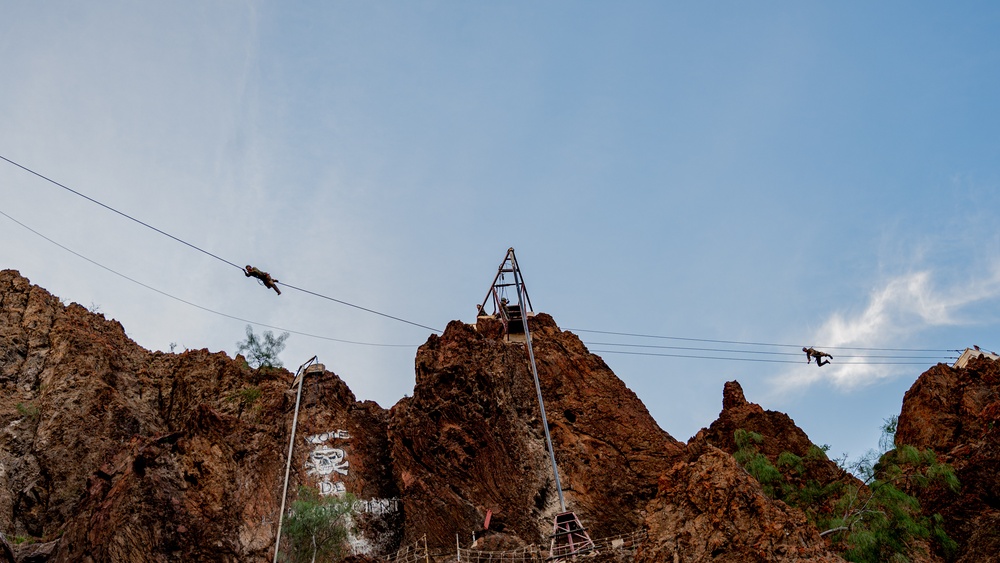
{"left": 733, "top": 429, "right": 783, "bottom": 497}
{"left": 16, "top": 402, "right": 40, "bottom": 420}
{"left": 777, "top": 450, "right": 805, "bottom": 475}
{"left": 236, "top": 325, "right": 289, "bottom": 373}
{"left": 12, "top": 535, "right": 37, "bottom": 545}
{"left": 227, "top": 385, "right": 263, "bottom": 420}
{"left": 733, "top": 418, "right": 959, "bottom": 563}
{"left": 281, "top": 487, "right": 355, "bottom": 563}
{"left": 823, "top": 417, "right": 959, "bottom": 562}
{"left": 807, "top": 443, "right": 831, "bottom": 461}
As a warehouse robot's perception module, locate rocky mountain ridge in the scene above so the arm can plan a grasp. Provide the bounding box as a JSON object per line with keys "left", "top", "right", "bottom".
{"left": 1, "top": 269, "right": 997, "bottom": 562}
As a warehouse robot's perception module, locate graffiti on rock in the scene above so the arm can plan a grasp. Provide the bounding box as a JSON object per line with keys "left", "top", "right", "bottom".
{"left": 305, "top": 429, "right": 350, "bottom": 444}
{"left": 306, "top": 447, "right": 349, "bottom": 476}
{"left": 305, "top": 429, "right": 351, "bottom": 496}
{"left": 319, "top": 480, "right": 347, "bottom": 496}
{"left": 353, "top": 498, "right": 400, "bottom": 516}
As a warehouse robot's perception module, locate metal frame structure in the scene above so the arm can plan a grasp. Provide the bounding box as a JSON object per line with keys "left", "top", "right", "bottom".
{"left": 273, "top": 356, "right": 323, "bottom": 563}
{"left": 478, "top": 248, "right": 534, "bottom": 338}
{"left": 480, "top": 248, "right": 594, "bottom": 560}
{"left": 548, "top": 512, "right": 595, "bottom": 560}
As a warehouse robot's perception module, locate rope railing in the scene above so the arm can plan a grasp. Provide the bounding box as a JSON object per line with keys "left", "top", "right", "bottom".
{"left": 589, "top": 529, "right": 647, "bottom": 552}
{"left": 385, "top": 536, "right": 430, "bottom": 563}
{"left": 458, "top": 544, "right": 543, "bottom": 563}
{"left": 453, "top": 528, "right": 646, "bottom": 563}
{"left": 385, "top": 528, "right": 646, "bottom": 563}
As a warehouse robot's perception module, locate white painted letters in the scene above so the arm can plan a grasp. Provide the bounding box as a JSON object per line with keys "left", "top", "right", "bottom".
{"left": 305, "top": 429, "right": 351, "bottom": 444}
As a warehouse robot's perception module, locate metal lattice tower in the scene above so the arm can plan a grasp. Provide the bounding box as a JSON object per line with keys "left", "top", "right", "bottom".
{"left": 478, "top": 248, "right": 595, "bottom": 559}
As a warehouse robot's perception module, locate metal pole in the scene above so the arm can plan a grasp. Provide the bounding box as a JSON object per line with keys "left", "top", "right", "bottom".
{"left": 507, "top": 249, "right": 533, "bottom": 313}
{"left": 273, "top": 356, "right": 318, "bottom": 563}
{"left": 514, "top": 271, "right": 566, "bottom": 512}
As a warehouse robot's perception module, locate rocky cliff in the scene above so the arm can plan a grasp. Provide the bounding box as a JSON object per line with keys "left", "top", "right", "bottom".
{"left": 2, "top": 268, "right": 998, "bottom": 562}
{"left": 896, "top": 355, "right": 1000, "bottom": 562}
{"left": 632, "top": 381, "right": 847, "bottom": 563}
{"left": 388, "top": 315, "right": 684, "bottom": 548}
{"left": 0, "top": 270, "right": 398, "bottom": 562}
{"left": 689, "top": 381, "right": 858, "bottom": 523}
{"left": 637, "top": 445, "right": 842, "bottom": 563}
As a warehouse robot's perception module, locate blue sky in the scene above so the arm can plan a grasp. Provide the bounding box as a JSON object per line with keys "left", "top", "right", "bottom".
{"left": 3, "top": 2, "right": 1000, "bottom": 461}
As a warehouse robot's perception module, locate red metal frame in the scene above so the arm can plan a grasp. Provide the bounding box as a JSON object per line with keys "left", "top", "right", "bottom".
{"left": 548, "top": 512, "right": 595, "bottom": 560}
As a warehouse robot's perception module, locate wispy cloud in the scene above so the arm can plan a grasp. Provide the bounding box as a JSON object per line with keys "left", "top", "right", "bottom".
{"left": 771, "top": 262, "right": 1000, "bottom": 392}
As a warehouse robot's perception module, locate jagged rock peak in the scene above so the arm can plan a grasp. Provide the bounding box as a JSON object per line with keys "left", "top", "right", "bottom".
{"left": 895, "top": 356, "right": 1000, "bottom": 561}
{"left": 722, "top": 379, "right": 749, "bottom": 410}
{"left": 0, "top": 269, "right": 401, "bottom": 561}
{"left": 637, "top": 445, "right": 843, "bottom": 563}
{"left": 390, "top": 312, "right": 684, "bottom": 548}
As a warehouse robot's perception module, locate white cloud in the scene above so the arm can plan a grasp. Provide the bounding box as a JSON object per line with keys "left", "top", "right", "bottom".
{"left": 771, "top": 262, "right": 1000, "bottom": 392}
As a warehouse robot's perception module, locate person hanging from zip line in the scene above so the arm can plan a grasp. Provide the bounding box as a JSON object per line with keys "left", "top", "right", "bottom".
{"left": 245, "top": 265, "right": 281, "bottom": 295}
{"left": 802, "top": 346, "right": 832, "bottom": 366}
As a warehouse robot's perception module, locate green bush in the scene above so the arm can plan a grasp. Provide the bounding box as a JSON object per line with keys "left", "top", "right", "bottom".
{"left": 823, "top": 416, "right": 959, "bottom": 562}
{"left": 282, "top": 488, "right": 355, "bottom": 563}
{"left": 777, "top": 451, "right": 805, "bottom": 475}
{"left": 805, "top": 444, "right": 830, "bottom": 461}
{"left": 731, "top": 421, "right": 957, "bottom": 562}
{"left": 734, "top": 429, "right": 784, "bottom": 497}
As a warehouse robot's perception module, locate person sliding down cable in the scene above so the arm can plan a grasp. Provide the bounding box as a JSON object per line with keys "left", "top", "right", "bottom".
{"left": 245, "top": 265, "right": 281, "bottom": 295}
{"left": 802, "top": 347, "right": 832, "bottom": 366}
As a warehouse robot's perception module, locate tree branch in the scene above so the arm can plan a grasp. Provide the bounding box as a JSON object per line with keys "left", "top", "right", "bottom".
{"left": 819, "top": 526, "right": 850, "bottom": 538}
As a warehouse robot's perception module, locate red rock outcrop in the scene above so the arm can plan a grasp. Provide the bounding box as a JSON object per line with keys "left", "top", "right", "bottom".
{"left": 3, "top": 270, "right": 684, "bottom": 560}
{"left": 388, "top": 315, "right": 685, "bottom": 548}
{"left": 287, "top": 370, "right": 402, "bottom": 556}
{"left": 694, "top": 381, "right": 819, "bottom": 458}
{"left": 895, "top": 356, "right": 1000, "bottom": 562}
{"left": 630, "top": 381, "right": 852, "bottom": 563}
{"left": 0, "top": 270, "right": 398, "bottom": 562}
{"left": 11, "top": 266, "right": 998, "bottom": 562}
{"left": 689, "top": 381, "right": 857, "bottom": 516}
{"left": 636, "top": 445, "right": 842, "bottom": 562}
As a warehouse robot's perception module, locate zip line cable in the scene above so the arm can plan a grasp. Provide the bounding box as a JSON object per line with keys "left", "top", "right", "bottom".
{"left": 0, "top": 208, "right": 419, "bottom": 348}
{"left": 0, "top": 154, "right": 244, "bottom": 271}
{"left": 0, "top": 204, "right": 963, "bottom": 366}
{"left": 276, "top": 281, "right": 441, "bottom": 333}
{"left": 0, "top": 154, "right": 441, "bottom": 333}
{"left": 590, "top": 350, "right": 803, "bottom": 364}
{"left": 591, "top": 349, "right": 950, "bottom": 365}
{"left": 0, "top": 155, "right": 969, "bottom": 356}
{"left": 569, "top": 327, "right": 959, "bottom": 353}
{"left": 582, "top": 341, "right": 957, "bottom": 361}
